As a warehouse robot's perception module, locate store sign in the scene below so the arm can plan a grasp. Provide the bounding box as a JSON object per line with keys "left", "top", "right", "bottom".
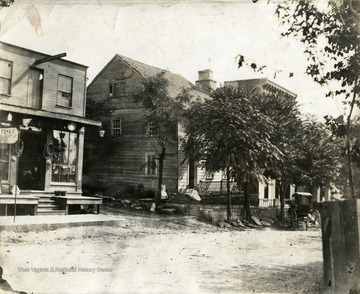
{"left": 0, "top": 127, "right": 19, "bottom": 144}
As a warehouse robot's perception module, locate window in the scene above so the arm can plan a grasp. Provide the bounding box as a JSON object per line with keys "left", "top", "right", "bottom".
{"left": 57, "top": 75, "right": 73, "bottom": 107}
{"left": 0, "top": 59, "right": 12, "bottom": 95}
{"left": 51, "top": 130, "right": 78, "bottom": 183}
{"left": 147, "top": 122, "right": 157, "bottom": 136}
{"left": 109, "top": 80, "right": 126, "bottom": 97}
{"left": 0, "top": 144, "right": 10, "bottom": 181}
{"left": 112, "top": 119, "right": 122, "bottom": 136}
{"left": 205, "top": 170, "right": 214, "bottom": 180}
{"left": 204, "top": 165, "right": 214, "bottom": 180}
{"left": 145, "top": 154, "right": 157, "bottom": 176}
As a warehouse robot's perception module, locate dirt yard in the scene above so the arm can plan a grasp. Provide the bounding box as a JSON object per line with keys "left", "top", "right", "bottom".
{"left": 0, "top": 208, "right": 325, "bottom": 294}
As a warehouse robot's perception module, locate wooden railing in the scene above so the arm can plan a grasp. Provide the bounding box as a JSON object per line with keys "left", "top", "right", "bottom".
{"left": 258, "top": 198, "right": 276, "bottom": 207}
{"left": 198, "top": 180, "right": 239, "bottom": 195}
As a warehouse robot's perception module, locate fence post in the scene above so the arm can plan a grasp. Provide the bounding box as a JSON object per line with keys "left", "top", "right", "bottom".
{"left": 320, "top": 199, "right": 360, "bottom": 293}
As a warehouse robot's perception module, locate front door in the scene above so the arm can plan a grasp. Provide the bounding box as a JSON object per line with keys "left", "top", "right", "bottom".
{"left": 18, "top": 130, "right": 46, "bottom": 190}
{"left": 27, "top": 68, "right": 43, "bottom": 109}
{"left": 189, "top": 159, "right": 197, "bottom": 188}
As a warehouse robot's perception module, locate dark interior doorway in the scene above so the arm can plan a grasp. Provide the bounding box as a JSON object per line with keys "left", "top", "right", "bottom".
{"left": 18, "top": 130, "right": 46, "bottom": 190}
{"left": 189, "top": 159, "right": 197, "bottom": 188}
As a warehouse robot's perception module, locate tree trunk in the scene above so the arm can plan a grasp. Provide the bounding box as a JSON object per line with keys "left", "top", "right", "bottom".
{"left": 226, "top": 165, "right": 232, "bottom": 222}
{"left": 244, "top": 181, "right": 251, "bottom": 221}
{"left": 279, "top": 183, "right": 285, "bottom": 221}
{"left": 346, "top": 117, "right": 355, "bottom": 198}
{"left": 279, "top": 181, "right": 289, "bottom": 221}
{"left": 155, "top": 146, "right": 166, "bottom": 205}
{"left": 344, "top": 81, "right": 358, "bottom": 199}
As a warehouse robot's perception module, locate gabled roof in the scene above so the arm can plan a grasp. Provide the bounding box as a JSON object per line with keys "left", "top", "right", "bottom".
{"left": 224, "top": 78, "right": 297, "bottom": 98}
{"left": 88, "top": 54, "right": 208, "bottom": 100}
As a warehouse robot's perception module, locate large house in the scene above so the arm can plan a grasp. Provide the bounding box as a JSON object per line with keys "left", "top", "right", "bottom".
{"left": 0, "top": 42, "right": 102, "bottom": 215}
{"left": 84, "top": 55, "right": 302, "bottom": 203}
{"left": 84, "top": 55, "right": 212, "bottom": 194}
{"left": 224, "top": 78, "right": 297, "bottom": 99}
{"left": 224, "top": 78, "right": 298, "bottom": 206}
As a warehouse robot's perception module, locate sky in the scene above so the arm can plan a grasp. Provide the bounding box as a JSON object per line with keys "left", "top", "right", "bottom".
{"left": 0, "top": 0, "right": 347, "bottom": 119}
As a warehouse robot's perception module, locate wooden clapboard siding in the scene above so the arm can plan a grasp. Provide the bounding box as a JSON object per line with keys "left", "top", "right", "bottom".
{"left": 86, "top": 55, "right": 142, "bottom": 109}
{"left": 0, "top": 42, "right": 87, "bottom": 117}
{"left": 85, "top": 54, "right": 209, "bottom": 193}
{"left": 0, "top": 42, "right": 100, "bottom": 197}
{"left": 85, "top": 136, "right": 179, "bottom": 192}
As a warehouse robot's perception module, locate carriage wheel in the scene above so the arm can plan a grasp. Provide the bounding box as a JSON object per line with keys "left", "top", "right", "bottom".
{"left": 287, "top": 208, "right": 297, "bottom": 230}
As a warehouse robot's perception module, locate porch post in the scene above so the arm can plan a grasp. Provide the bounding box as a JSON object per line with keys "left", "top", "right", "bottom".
{"left": 76, "top": 127, "right": 85, "bottom": 192}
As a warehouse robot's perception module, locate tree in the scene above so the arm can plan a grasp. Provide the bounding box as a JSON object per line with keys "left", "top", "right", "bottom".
{"left": 299, "top": 118, "right": 342, "bottom": 188}
{"left": 85, "top": 97, "right": 114, "bottom": 120}
{"left": 0, "top": 0, "right": 14, "bottom": 8}
{"left": 326, "top": 114, "right": 360, "bottom": 196}
{"left": 251, "top": 92, "right": 305, "bottom": 220}
{"left": 276, "top": 0, "right": 360, "bottom": 198}
{"left": 132, "top": 72, "right": 190, "bottom": 205}
{"left": 183, "top": 86, "right": 282, "bottom": 222}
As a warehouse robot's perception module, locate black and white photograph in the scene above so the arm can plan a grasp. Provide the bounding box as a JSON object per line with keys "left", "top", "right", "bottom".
{"left": 0, "top": 0, "right": 359, "bottom": 293}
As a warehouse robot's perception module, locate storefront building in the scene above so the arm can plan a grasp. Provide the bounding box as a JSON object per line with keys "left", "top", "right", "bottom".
{"left": 0, "top": 42, "right": 101, "bottom": 215}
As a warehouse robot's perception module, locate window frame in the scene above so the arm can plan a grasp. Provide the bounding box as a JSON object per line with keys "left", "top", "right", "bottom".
{"left": 0, "top": 59, "right": 13, "bottom": 96}
{"left": 145, "top": 153, "right": 157, "bottom": 177}
{"left": 205, "top": 170, "right": 215, "bottom": 180}
{"left": 112, "top": 119, "right": 122, "bottom": 137}
{"left": 147, "top": 121, "right": 157, "bottom": 136}
{"left": 57, "top": 74, "right": 73, "bottom": 108}
{"left": 51, "top": 130, "right": 78, "bottom": 183}
{"left": 109, "top": 80, "right": 126, "bottom": 98}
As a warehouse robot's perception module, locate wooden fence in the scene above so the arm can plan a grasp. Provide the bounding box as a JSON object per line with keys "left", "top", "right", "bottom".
{"left": 319, "top": 199, "right": 360, "bottom": 293}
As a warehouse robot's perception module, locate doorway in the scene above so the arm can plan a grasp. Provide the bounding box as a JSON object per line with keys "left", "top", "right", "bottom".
{"left": 27, "top": 68, "right": 43, "bottom": 109}
{"left": 189, "top": 159, "right": 197, "bottom": 188}
{"left": 18, "top": 130, "right": 46, "bottom": 190}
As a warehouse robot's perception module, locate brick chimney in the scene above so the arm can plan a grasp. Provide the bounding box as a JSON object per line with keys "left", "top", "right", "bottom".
{"left": 195, "top": 69, "right": 216, "bottom": 93}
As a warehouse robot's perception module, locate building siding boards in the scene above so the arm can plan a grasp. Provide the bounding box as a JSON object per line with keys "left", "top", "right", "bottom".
{"left": 85, "top": 55, "right": 207, "bottom": 193}
{"left": 85, "top": 136, "right": 178, "bottom": 192}
{"left": 0, "top": 41, "right": 98, "bottom": 197}
{"left": 0, "top": 42, "right": 87, "bottom": 117}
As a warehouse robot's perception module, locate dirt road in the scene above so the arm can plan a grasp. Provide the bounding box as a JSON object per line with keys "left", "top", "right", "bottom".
{"left": 0, "top": 213, "right": 324, "bottom": 293}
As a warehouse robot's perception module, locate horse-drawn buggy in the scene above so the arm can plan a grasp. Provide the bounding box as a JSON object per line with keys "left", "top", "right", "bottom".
{"left": 286, "top": 192, "right": 321, "bottom": 230}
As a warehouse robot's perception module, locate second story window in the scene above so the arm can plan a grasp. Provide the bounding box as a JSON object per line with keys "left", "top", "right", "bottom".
{"left": 0, "top": 59, "right": 13, "bottom": 95}
{"left": 109, "top": 80, "right": 126, "bottom": 98}
{"left": 112, "top": 119, "right": 122, "bottom": 136}
{"left": 57, "top": 75, "right": 73, "bottom": 107}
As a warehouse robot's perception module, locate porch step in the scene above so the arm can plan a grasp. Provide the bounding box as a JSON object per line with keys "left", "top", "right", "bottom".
{"left": 36, "top": 196, "right": 66, "bottom": 215}
{"left": 38, "top": 204, "right": 63, "bottom": 210}
{"left": 38, "top": 198, "right": 56, "bottom": 204}
{"left": 36, "top": 209, "right": 67, "bottom": 215}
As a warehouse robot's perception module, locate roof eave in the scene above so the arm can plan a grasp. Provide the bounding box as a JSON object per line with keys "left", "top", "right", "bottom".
{"left": 0, "top": 103, "right": 101, "bottom": 127}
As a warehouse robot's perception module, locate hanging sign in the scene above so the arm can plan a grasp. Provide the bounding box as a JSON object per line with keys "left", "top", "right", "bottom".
{"left": 0, "top": 127, "right": 19, "bottom": 144}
